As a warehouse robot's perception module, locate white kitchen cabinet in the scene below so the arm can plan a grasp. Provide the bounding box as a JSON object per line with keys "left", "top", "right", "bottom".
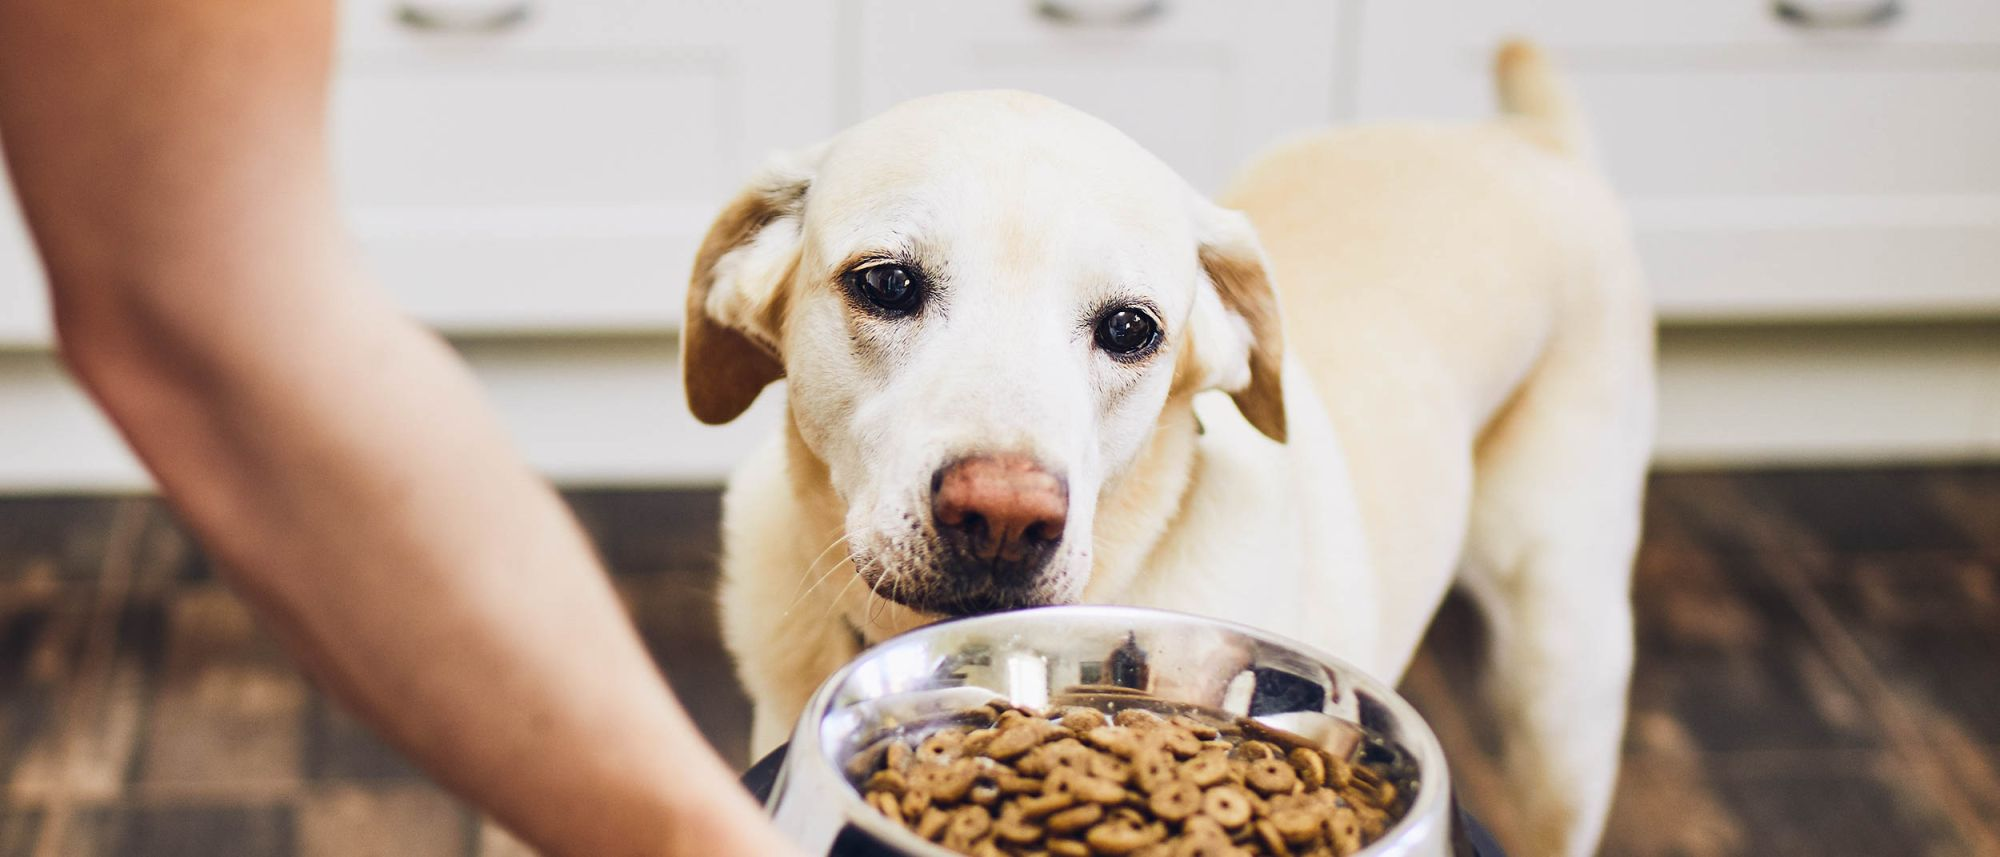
{"left": 855, "top": 0, "right": 1345, "bottom": 194}
{"left": 331, "top": 0, "right": 839, "bottom": 334}
{"left": 1353, "top": 0, "right": 2000, "bottom": 321}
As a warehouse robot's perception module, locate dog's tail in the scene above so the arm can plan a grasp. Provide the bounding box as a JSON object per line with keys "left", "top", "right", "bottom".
{"left": 1494, "top": 39, "right": 1594, "bottom": 161}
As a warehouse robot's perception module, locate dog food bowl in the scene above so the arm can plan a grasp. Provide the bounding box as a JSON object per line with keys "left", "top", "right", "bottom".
{"left": 752, "top": 605, "right": 1488, "bottom": 856}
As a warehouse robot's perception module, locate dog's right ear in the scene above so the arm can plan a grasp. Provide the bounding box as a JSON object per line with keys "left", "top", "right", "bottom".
{"left": 682, "top": 146, "right": 822, "bottom": 424}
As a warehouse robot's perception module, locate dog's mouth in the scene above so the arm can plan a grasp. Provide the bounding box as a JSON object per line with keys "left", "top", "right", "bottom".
{"left": 858, "top": 555, "right": 1069, "bottom": 618}
{"left": 879, "top": 584, "right": 1058, "bottom": 618}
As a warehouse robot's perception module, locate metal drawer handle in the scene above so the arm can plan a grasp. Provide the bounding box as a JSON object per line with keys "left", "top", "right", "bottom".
{"left": 1773, "top": 0, "right": 1900, "bottom": 29}
{"left": 395, "top": 1, "right": 532, "bottom": 34}
{"left": 1036, "top": 0, "right": 1165, "bottom": 26}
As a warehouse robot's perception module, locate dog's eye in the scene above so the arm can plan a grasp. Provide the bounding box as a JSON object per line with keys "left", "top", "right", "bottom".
{"left": 1095, "top": 306, "right": 1159, "bottom": 357}
{"left": 846, "top": 264, "right": 922, "bottom": 315}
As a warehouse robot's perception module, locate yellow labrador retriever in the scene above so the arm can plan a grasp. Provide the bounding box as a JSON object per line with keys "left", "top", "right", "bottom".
{"left": 683, "top": 42, "right": 1653, "bottom": 857}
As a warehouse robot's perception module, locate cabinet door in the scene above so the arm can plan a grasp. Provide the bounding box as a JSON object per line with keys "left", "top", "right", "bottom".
{"left": 333, "top": 0, "right": 839, "bottom": 333}
{"left": 1353, "top": 0, "right": 2000, "bottom": 321}
{"left": 855, "top": 0, "right": 1345, "bottom": 194}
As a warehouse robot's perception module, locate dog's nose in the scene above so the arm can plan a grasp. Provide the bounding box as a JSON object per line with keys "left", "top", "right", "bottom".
{"left": 931, "top": 455, "right": 1068, "bottom": 566}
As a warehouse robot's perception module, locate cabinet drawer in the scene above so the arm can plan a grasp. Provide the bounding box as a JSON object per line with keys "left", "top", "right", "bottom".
{"left": 856, "top": 0, "right": 1344, "bottom": 193}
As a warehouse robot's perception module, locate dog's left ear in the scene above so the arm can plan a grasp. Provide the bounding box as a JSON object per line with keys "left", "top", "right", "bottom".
{"left": 682, "top": 146, "right": 822, "bottom": 424}
{"left": 1184, "top": 202, "right": 1288, "bottom": 443}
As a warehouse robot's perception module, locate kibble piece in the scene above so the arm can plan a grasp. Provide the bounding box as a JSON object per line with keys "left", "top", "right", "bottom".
{"left": 1046, "top": 803, "right": 1104, "bottom": 835}
{"left": 1326, "top": 808, "right": 1363, "bottom": 853}
{"left": 1235, "top": 740, "right": 1281, "bottom": 762}
{"left": 1254, "top": 818, "right": 1293, "bottom": 857}
{"left": 1147, "top": 780, "right": 1203, "bottom": 822}
{"left": 1090, "top": 752, "right": 1132, "bottom": 785}
{"left": 988, "top": 720, "right": 1056, "bottom": 760}
{"left": 1247, "top": 758, "right": 1300, "bottom": 795}
{"left": 911, "top": 759, "right": 980, "bottom": 803}
{"left": 1273, "top": 808, "right": 1324, "bottom": 846}
{"left": 947, "top": 805, "right": 992, "bottom": 840}
{"left": 865, "top": 768, "right": 907, "bottom": 795}
{"left": 900, "top": 789, "right": 931, "bottom": 819}
{"left": 1114, "top": 708, "right": 1167, "bottom": 731}
{"left": 1018, "top": 790, "right": 1077, "bottom": 819}
{"left": 1061, "top": 707, "right": 1110, "bottom": 732}
{"left": 969, "top": 783, "right": 1001, "bottom": 805}
{"left": 1049, "top": 839, "right": 1092, "bottom": 857}
{"left": 993, "top": 805, "right": 1045, "bottom": 845}
{"left": 1020, "top": 738, "right": 1092, "bottom": 777}
{"left": 1182, "top": 749, "right": 1231, "bottom": 787}
{"left": 1169, "top": 714, "right": 1221, "bottom": 740}
{"left": 1086, "top": 816, "right": 1160, "bottom": 855}
{"left": 1289, "top": 746, "right": 1327, "bottom": 790}
{"left": 962, "top": 727, "right": 999, "bottom": 756}
{"left": 868, "top": 790, "right": 904, "bottom": 825}
{"left": 920, "top": 730, "right": 966, "bottom": 765}
{"left": 1085, "top": 725, "right": 1140, "bottom": 758}
{"left": 1132, "top": 749, "right": 1179, "bottom": 793}
{"left": 1200, "top": 785, "right": 1253, "bottom": 829}
{"left": 916, "top": 806, "right": 952, "bottom": 840}
{"left": 997, "top": 771, "right": 1045, "bottom": 795}
{"left": 884, "top": 741, "right": 913, "bottom": 772}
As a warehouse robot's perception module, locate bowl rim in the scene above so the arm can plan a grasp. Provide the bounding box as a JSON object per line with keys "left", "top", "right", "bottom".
{"left": 789, "top": 604, "right": 1454, "bottom": 857}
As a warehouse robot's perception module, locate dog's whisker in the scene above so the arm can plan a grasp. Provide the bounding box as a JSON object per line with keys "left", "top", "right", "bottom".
{"left": 824, "top": 564, "right": 864, "bottom": 624}
{"left": 780, "top": 535, "right": 853, "bottom": 619}
{"left": 784, "top": 530, "right": 851, "bottom": 602}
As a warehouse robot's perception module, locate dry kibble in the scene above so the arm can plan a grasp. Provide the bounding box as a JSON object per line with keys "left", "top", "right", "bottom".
{"left": 1050, "top": 839, "right": 1093, "bottom": 857}
{"left": 865, "top": 768, "right": 907, "bottom": 795}
{"left": 1147, "top": 780, "right": 1203, "bottom": 822}
{"left": 1170, "top": 714, "right": 1221, "bottom": 740}
{"left": 1132, "top": 749, "right": 1179, "bottom": 793}
{"left": 1254, "top": 818, "right": 1292, "bottom": 857}
{"left": 910, "top": 808, "right": 946, "bottom": 840}
{"left": 1063, "top": 707, "right": 1111, "bottom": 732}
{"left": 911, "top": 759, "right": 979, "bottom": 803}
{"left": 900, "top": 789, "right": 931, "bottom": 819}
{"left": 1289, "top": 746, "right": 1327, "bottom": 790}
{"left": 1086, "top": 816, "right": 1159, "bottom": 855}
{"left": 854, "top": 697, "right": 1398, "bottom": 857}
{"left": 1047, "top": 802, "right": 1106, "bottom": 834}
{"left": 1019, "top": 790, "right": 1078, "bottom": 819}
{"left": 1235, "top": 740, "right": 1281, "bottom": 762}
{"left": 1114, "top": 708, "right": 1167, "bottom": 731}
{"left": 1183, "top": 749, "right": 1231, "bottom": 788}
{"left": 1201, "top": 785, "right": 1254, "bottom": 829}
{"left": 993, "top": 805, "right": 1044, "bottom": 844}
{"left": 884, "top": 741, "right": 912, "bottom": 772}
{"left": 867, "top": 790, "right": 903, "bottom": 825}
{"left": 1085, "top": 726, "right": 1141, "bottom": 758}
{"left": 1247, "top": 758, "right": 1300, "bottom": 795}
{"left": 947, "top": 805, "right": 992, "bottom": 840}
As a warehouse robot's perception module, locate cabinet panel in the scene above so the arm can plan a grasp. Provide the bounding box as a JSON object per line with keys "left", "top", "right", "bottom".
{"left": 856, "top": 0, "right": 1344, "bottom": 193}
{"left": 333, "top": 1, "right": 838, "bottom": 333}
{"left": 1355, "top": 0, "right": 2000, "bottom": 320}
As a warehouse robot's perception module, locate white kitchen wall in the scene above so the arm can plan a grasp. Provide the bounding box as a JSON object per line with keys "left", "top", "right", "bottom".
{"left": 1, "top": 0, "right": 1996, "bottom": 491}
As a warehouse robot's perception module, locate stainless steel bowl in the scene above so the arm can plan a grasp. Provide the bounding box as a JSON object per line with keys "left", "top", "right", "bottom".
{"left": 763, "top": 605, "right": 1459, "bottom": 857}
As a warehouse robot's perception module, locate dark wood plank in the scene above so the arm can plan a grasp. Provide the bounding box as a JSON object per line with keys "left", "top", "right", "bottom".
{"left": 135, "top": 586, "right": 307, "bottom": 801}
{"left": 294, "top": 784, "right": 469, "bottom": 857}
{"left": 69, "top": 803, "right": 293, "bottom": 857}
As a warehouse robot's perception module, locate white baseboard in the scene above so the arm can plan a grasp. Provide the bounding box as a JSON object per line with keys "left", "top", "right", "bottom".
{"left": 0, "top": 324, "right": 1993, "bottom": 493}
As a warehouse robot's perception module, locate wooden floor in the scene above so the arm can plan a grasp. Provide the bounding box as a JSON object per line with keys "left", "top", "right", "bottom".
{"left": 1, "top": 468, "right": 1996, "bottom": 856}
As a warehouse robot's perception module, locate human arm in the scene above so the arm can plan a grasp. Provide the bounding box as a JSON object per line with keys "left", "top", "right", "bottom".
{"left": 0, "top": 2, "right": 794, "bottom": 854}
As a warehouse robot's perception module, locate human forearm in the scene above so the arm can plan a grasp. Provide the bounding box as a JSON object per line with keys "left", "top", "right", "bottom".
{"left": 0, "top": 1, "right": 790, "bottom": 853}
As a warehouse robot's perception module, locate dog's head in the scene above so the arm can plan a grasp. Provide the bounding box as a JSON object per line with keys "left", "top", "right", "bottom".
{"left": 684, "top": 91, "right": 1284, "bottom": 618}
